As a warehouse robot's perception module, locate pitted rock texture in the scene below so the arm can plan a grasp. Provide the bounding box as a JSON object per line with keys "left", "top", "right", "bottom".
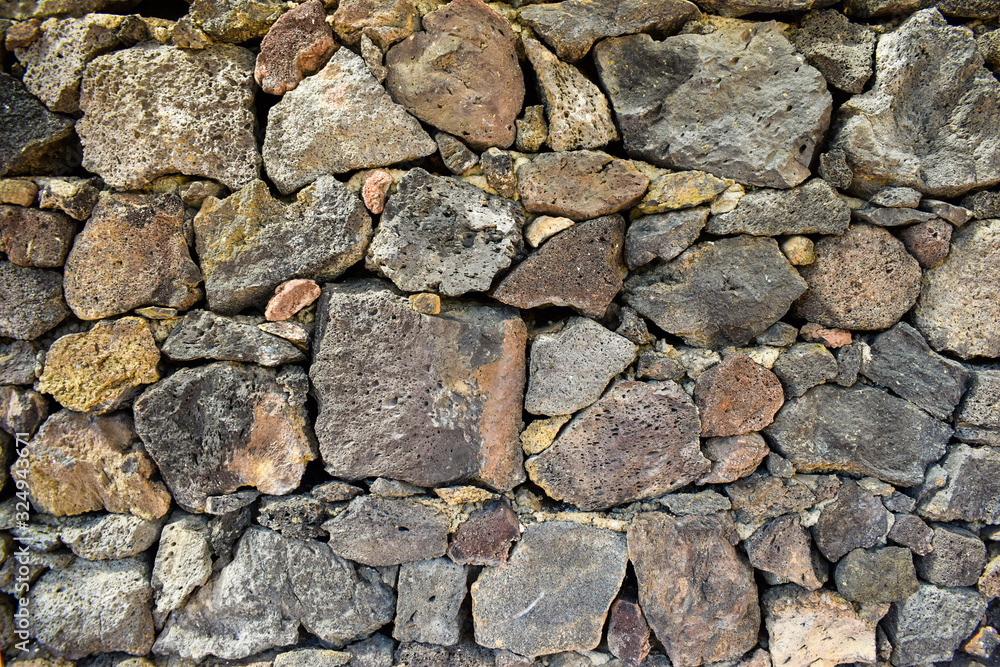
{"left": 745, "top": 515, "right": 826, "bottom": 590}
{"left": 694, "top": 354, "right": 784, "bottom": 437}
{"left": 254, "top": 0, "right": 335, "bottom": 96}
{"left": 955, "top": 369, "right": 1000, "bottom": 445}
{"left": 763, "top": 586, "right": 876, "bottom": 667}
{"left": 332, "top": 0, "right": 419, "bottom": 48}
{"left": 883, "top": 584, "right": 987, "bottom": 666}
{"left": 310, "top": 280, "right": 526, "bottom": 490}
{"left": 0, "top": 260, "right": 70, "bottom": 339}
{"left": 162, "top": 310, "right": 306, "bottom": 367}
{"left": 812, "top": 480, "right": 890, "bottom": 561}
{"left": 594, "top": 23, "right": 831, "bottom": 188}
{"left": 0, "top": 71, "right": 76, "bottom": 177}
{"left": 0, "top": 204, "right": 75, "bottom": 268}
{"left": 705, "top": 179, "right": 850, "bottom": 236}
{"left": 77, "top": 43, "right": 260, "bottom": 190}
{"left": 625, "top": 208, "right": 707, "bottom": 269}
{"left": 447, "top": 499, "right": 520, "bottom": 566}
{"left": 792, "top": 9, "right": 875, "bottom": 94}
{"left": 918, "top": 444, "right": 1000, "bottom": 523}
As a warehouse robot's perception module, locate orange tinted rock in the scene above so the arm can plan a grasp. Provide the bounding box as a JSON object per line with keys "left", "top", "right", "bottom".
{"left": 800, "top": 323, "right": 852, "bottom": 348}
{"left": 265, "top": 278, "right": 321, "bottom": 321}
{"left": 698, "top": 432, "right": 770, "bottom": 485}
{"left": 362, "top": 168, "right": 392, "bottom": 214}
{"left": 333, "top": 0, "right": 419, "bottom": 49}
{"left": 694, "top": 354, "right": 784, "bottom": 437}
{"left": 254, "top": 0, "right": 336, "bottom": 96}
{"left": 447, "top": 498, "right": 520, "bottom": 566}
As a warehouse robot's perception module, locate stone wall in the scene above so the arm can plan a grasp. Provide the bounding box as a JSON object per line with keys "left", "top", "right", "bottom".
{"left": 1, "top": 0, "right": 999, "bottom": 664}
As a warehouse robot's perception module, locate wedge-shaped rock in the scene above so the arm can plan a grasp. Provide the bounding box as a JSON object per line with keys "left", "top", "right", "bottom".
{"left": 918, "top": 444, "right": 1000, "bottom": 523}
{"left": 625, "top": 236, "right": 806, "bottom": 348}
{"left": 745, "top": 515, "right": 827, "bottom": 590}
{"left": 594, "top": 24, "right": 831, "bottom": 189}
{"left": 134, "top": 362, "right": 316, "bottom": 513}
{"left": 263, "top": 49, "right": 435, "bottom": 194}
{"left": 472, "top": 521, "right": 627, "bottom": 658}
{"left": 699, "top": 432, "right": 770, "bottom": 485}
{"left": 527, "top": 380, "right": 708, "bottom": 510}
{"left": 448, "top": 499, "right": 520, "bottom": 566}
{"left": 366, "top": 169, "right": 524, "bottom": 296}
{"left": 828, "top": 9, "right": 1000, "bottom": 197}
{"left": 195, "top": 177, "right": 372, "bottom": 315}
{"left": 78, "top": 43, "right": 260, "bottom": 190}
{"left": 698, "top": 0, "right": 838, "bottom": 15}
{"left": 955, "top": 370, "right": 1000, "bottom": 445}
{"left": 812, "top": 480, "right": 890, "bottom": 562}
{"left": 163, "top": 310, "right": 305, "bottom": 367}
{"left": 0, "top": 72, "right": 76, "bottom": 177}
{"left": 152, "top": 514, "right": 213, "bottom": 617}
{"left": 764, "top": 385, "right": 952, "bottom": 486}
{"left": 323, "top": 495, "right": 449, "bottom": 567}
{"left": 913, "top": 219, "right": 1000, "bottom": 359}
{"left": 0, "top": 260, "right": 70, "bottom": 339}
{"left": 705, "top": 179, "right": 849, "bottom": 236}
{"left": 311, "top": 280, "right": 526, "bottom": 490}
{"left": 64, "top": 192, "right": 202, "bottom": 320}
{"left": 628, "top": 513, "right": 759, "bottom": 667}
{"left": 332, "top": 0, "right": 419, "bottom": 48}
{"left": 763, "top": 586, "right": 876, "bottom": 667}
{"left": 154, "top": 527, "right": 395, "bottom": 661}
{"left": 883, "top": 584, "right": 987, "bottom": 666}
{"left": 625, "top": 208, "right": 707, "bottom": 269}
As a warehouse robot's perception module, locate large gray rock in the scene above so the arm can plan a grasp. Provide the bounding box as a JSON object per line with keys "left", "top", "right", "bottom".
{"left": 525, "top": 317, "right": 636, "bottom": 416}
{"left": 526, "top": 380, "right": 709, "bottom": 511}
{"left": 0, "top": 72, "right": 76, "bottom": 177}
{"left": 625, "top": 208, "right": 707, "bottom": 270}
{"left": 323, "top": 495, "right": 449, "bottom": 567}
{"left": 393, "top": 558, "right": 468, "bottom": 646}
{"left": 914, "top": 525, "right": 987, "bottom": 588}
{"left": 263, "top": 49, "right": 436, "bottom": 195}
{"left": 834, "top": 547, "right": 919, "bottom": 604}
{"left": 472, "top": 521, "right": 627, "bottom": 658}
{"left": 366, "top": 169, "right": 524, "bottom": 296}
{"left": 812, "top": 480, "right": 891, "bottom": 562}
{"left": 955, "top": 370, "right": 1000, "bottom": 445}
{"left": 0, "top": 260, "right": 69, "bottom": 340}
{"left": 594, "top": 23, "right": 831, "bottom": 189}
{"left": 918, "top": 444, "right": 1000, "bottom": 523}
{"left": 624, "top": 235, "right": 807, "bottom": 348}
{"left": 195, "top": 177, "right": 372, "bottom": 315}
{"left": 882, "top": 584, "right": 987, "bottom": 666}
{"left": 134, "top": 362, "right": 316, "bottom": 513}
{"left": 78, "top": 43, "right": 260, "bottom": 190}
{"left": 791, "top": 10, "right": 876, "bottom": 94}
{"left": 310, "top": 280, "right": 526, "bottom": 490}
{"left": 705, "top": 179, "right": 849, "bottom": 236}
{"left": 912, "top": 219, "right": 1000, "bottom": 359}
{"left": 0, "top": 340, "right": 42, "bottom": 385}
{"left": 764, "top": 384, "right": 952, "bottom": 487}
{"left": 154, "top": 527, "right": 395, "bottom": 660}
{"left": 828, "top": 9, "right": 1000, "bottom": 197}
{"left": 771, "top": 343, "right": 839, "bottom": 398}
{"left": 163, "top": 310, "right": 305, "bottom": 367}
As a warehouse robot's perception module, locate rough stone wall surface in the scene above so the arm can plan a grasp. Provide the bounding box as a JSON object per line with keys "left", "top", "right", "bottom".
{"left": 0, "top": 0, "right": 998, "bottom": 665}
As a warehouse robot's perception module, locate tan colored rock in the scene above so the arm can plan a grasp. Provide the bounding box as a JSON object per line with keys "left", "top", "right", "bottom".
{"left": 694, "top": 354, "right": 784, "bottom": 437}
{"left": 800, "top": 323, "right": 852, "bottom": 348}
{"left": 745, "top": 515, "right": 827, "bottom": 590}
{"left": 408, "top": 292, "right": 441, "bottom": 315}
{"left": 18, "top": 409, "right": 172, "bottom": 520}
{"left": 520, "top": 414, "right": 571, "bottom": 455}
{"left": 258, "top": 321, "right": 309, "bottom": 348}
{"left": 265, "top": 278, "right": 321, "bottom": 322}
{"left": 780, "top": 235, "right": 815, "bottom": 265}
{"left": 332, "top": 0, "right": 419, "bottom": 48}
{"left": 524, "top": 216, "right": 574, "bottom": 248}
{"left": 0, "top": 178, "right": 37, "bottom": 206}
{"left": 362, "top": 168, "right": 393, "bottom": 214}
{"left": 37, "top": 317, "right": 160, "bottom": 414}
{"left": 254, "top": 0, "right": 335, "bottom": 95}
{"left": 517, "top": 151, "right": 648, "bottom": 221}
{"left": 981, "top": 556, "right": 1000, "bottom": 599}
{"left": 635, "top": 170, "right": 733, "bottom": 216}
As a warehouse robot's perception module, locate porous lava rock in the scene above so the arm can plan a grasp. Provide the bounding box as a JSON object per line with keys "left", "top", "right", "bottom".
{"left": 693, "top": 354, "right": 784, "bottom": 437}
{"left": 0, "top": 204, "right": 75, "bottom": 268}
{"left": 0, "top": 260, "right": 70, "bottom": 339}
{"left": 517, "top": 151, "right": 648, "bottom": 221}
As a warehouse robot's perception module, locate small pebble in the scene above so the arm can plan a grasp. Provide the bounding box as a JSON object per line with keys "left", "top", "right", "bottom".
{"left": 362, "top": 169, "right": 393, "bottom": 215}
{"left": 265, "top": 278, "right": 322, "bottom": 322}
{"left": 409, "top": 292, "right": 441, "bottom": 315}
{"left": 780, "top": 235, "right": 815, "bottom": 265}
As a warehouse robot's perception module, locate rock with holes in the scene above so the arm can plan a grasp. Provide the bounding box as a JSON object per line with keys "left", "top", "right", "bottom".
{"left": 694, "top": 354, "right": 784, "bottom": 437}
{"left": 791, "top": 10, "right": 876, "bottom": 94}
{"left": 625, "top": 236, "right": 806, "bottom": 348}
{"left": 763, "top": 586, "right": 876, "bottom": 667}
{"left": 310, "top": 280, "right": 526, "bottom": 490}
{"left": 594, "top": 23, "right": 831, "bottom": 189}
{"left": 883, "top": 584, "right": 987, "bottom": 666}
{"left": 625, "top": 208, "right": 707, "bottom": 270}
{"left": 834, "top": 547, "right": 919, "bottom": 604}
{"left": 628, "top": 512, "right": 759, "bottom": 667}
{"left": 0, "top": 261, "right": 70, "bottom": 340}
{"left": 332, "top": 0, "right": 420, "bottom": 48}
{"left": 323, "top": 495, "right": 449, "bottom": 567}
{"left": 525, "top": 317, "right": 637, "bottom": 417}
{"left": 745, "top": 514, "right": 827, "bottom": 590}
{"left": 888, "top": 513, "right": 934, "bottom": 556}
{"left": 162, "top": 310, "right": 305, "bottom": 367}
{"left": 726, "top": 473, "right": 819, "bottom": 526}
{"left": 0, "top": 205, "right": 75, "bottom": 268}
{"left": 184, "top": 0, "right": 286, "bottom": 42}
{"left": 393, "top": 558, "right": 468, "bottom": 646}
{"left": 955, "top": 370, "right": 1000, "bottom": 446}
{"left": 913, "top": 525, "right": 986, "bottom": 588}
{"left": 812, "top": 480, "right": 890, "bottom": 562}
{"left": 899, "top": 218, "right": 951, "bottom": 269}
{"left": 772, "top": 343, "right": 839, "bottom": 398}
{"left": 151, "top": 513, "right": 213, "bottom": 617}
{"left": 472, "top": 521, "right": 627, "bottom": 658}
{"left": 447, "top": 499, "right": 521, "bottom": 567}
{"left": 254, "top": 0, "right": 335, "bottom": 96}
{"left": 705, "top": 179, "right": 849, "bottom": 236}
{"left": 59, "top": 512, "right": 166, "bottom": 560}
{"left": 698, "top": 432, "right": 769, "bottom": 485}
{"left": 365, "top": 169, "right": 524, "bottom": 296}
{"left": 0, "top": 72, "right": 77, "bottom": 177}
{"left": 527, "top": 380, "right": 708, "bottom": 511}
{"left": 919, "top": 444, "right": 1000, "bottom": 524}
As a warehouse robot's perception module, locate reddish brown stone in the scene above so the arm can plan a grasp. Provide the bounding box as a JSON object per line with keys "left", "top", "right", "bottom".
{"left": 264, "top": 278, "right": 321, "bottom": 321}
{"left": 888, "top": 514, "right": 934, "bottom": 556}
{"left": 799, "top": 323, "right": 852, "bottom": 348}
{"left": 698, "top": 432, "right": 770, "bottom": 485}
{"left": 745, "top": 514, "right": 827, "bottom": 590}
{"left": 516, "top": 151, "right": 648, "bottom": 221}
{"left": 607, "top": 600, "right": 651, "bottom": 667}
{"left": 255, "top": 0, "right": 336, "bottom": 96}
{"left": 333, "top": 0, "right": 420, "bottom": 48}
{"left": 694, "top": 354, "right": 784, "bottom": 437}
{"left": 448, "top": 498, "right": 521, "bottom": 566}
{"left": 0, "top": 205, "right": 75, "bottom": 268}
{"left": 900, "top": 217, "right": 952, "bottom": 269}
{"left": 384, "top": 0, "right": 524, "bottom": 150}
{"left": 726, "top": 473, "right": 820, "bottom": 526}
{"left": 492, "top": 215, "right": 626, "bottom": 318}
{"left": 362, "top": 168, "right": 392, "bottom": 214}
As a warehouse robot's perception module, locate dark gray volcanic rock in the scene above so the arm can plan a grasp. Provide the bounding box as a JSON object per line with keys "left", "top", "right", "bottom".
{"left": 625, "top": 207, "right": 707, "bottom": 269}
{"left": 697, "top": 0, "right": 837, "bottom": 15}
{"left": 0, "top": 260, "right": 70, "bottom": 340}
{"left": 834, "top": 547, "right": 919, "bottom": 604}
{"left": 918, "top": 444, "right": 1000, "bottom": 523}
{"left": 745, "top": 514, "right": 827, "bottom": 590}
{"left": 323, "top": 495, "right": 449, "bottom": 567}
{"left": 0, "top": 71, "right": 76, "bottom": 177}
{"left": 955, "top": 370, "right": 1000, "bottom": 445}
{"left": 0, "top": 204, "right": 75, "bottom": 268}
{"left": 792, "top": 10, "right": 876, "bottom": 94}
{"left": 162, "top": 310, "right": 305, "bottom": 367}
{"left": 812, "top": 480, "right": 890, "bottom": 562}
{"left": 882, "top": 584, "right": 987, "bottom": 666}
{"left": 705, "top": 179, "right": 849, "bottom": 236}
{"left": 914, "top": 524, "right": 987, "bottom": 588}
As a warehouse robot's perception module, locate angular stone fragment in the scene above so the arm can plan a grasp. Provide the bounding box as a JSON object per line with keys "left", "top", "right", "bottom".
{"left": 264, "top": 49, "right": 435, "bottom": 194}
{"left": 274, "top": 648, "right": 351, "bottom": 667}
{"left": 436, "top": 133, "right": 479, "bottom": 175}
{"left": 698, "top": 432, "right": 769, "bottom": 485}
{"left": 914, "top": 525, "right": 986, "bottom": 587}
{"left": 625, "top": 236, "right": 806, "bottom": 348}
{"left": 853, "top": 206, "right": 938, "bottom": 227}
{"left": 394, "top": 558, "right": 467, "bottom": 646}
{"left": 812, "top": 480, "right": 890, "bottom": 562}
{"left": 883, "top": 584, "right": 987, "bottom": 666}
{"left": 36, "top": 176, "right": 99, "bottom": 220}
{"left": 154, "top": 527, "right": 395, "bottom": 660}
{"left": 323, "top": 495, "right": 449, "bottom": 567}
{"left": 264, "top": 278, "right": 321, "bottom": 322}
{"left": 763, "top": 586, "right": 876, "bottom": 667}
{"left": 366, "top": 168, "right": 524, "bottom": 296}
{"left": 205, "top": 489, "right": 259, "bottom": 515}
{"left": 781, "top": 236, "right": 815, "bottom": 266}
{"left": 196, "top": 177, "right": 372, "bottom": 314}
{"left": 384, "top": 0, "right": 524, "bottom": 150}
{"left": 311, "top": 280, "right": 526, "bottom": 489}
{"left": 254, "top": 0, "right": 334, "bottom": 96}
{"left": 528, "top": 380, "right": 708, "bottom": 510}
{"left": 830, "top": 10, "right": 1000, "bottom": 197}
{"left": 888, "top": 514, "right": 933, "bottom": 556}
{"left": 63, "top": 192, "right": 202, "bottom": 320}
{"left": 799, "top": 323, "right": 851, "bottom": 348}
{"left": 0, "top": 179, "right": 37, "bottom": 207}
{"left": 29, "top": 557, "right": 154, "bottom": 659}
{"left": 38, "top": 317, "right": 159, "bottom": 413}
{"left": 706, "top": 179, "right": 849, "bottom": 236}
{"left": 919, "top": 445, "right": 1000, "bottom": 523}
{"left": 163, "top": 310, "right": 305, "bottom": 367}
{"left": 628, "top": 513, "right": 758, "bottom": 667}
{"left": 694, "top": 354, "right": 784, "bottom": 437}
{"left": 523, "top": 38, "right": 617, "bottom": 152}
{"left": 772, "top": 343, "right": 839, "bottom": 398}
{"left": 0, "top": 205, "right": 74, "bottom": 268}
{"left": 448, "top": 499, "right": 520, "bottom": 567}
{"left": 517, "top": 151, "right": 648, "bottom": 221}
{"left": 492, "top": 215, "right": 626, "bottom": 317}
{"left": 726, "top": 473, "right": 818, "bottom": 526}
{"left": 746, "top": 515, "right": 826, "bottom": 590}
{"left": 594, "top": 25, "right": 831, "bottom": 189}
{"left": 524, "top": 215, "right": 574, "bottom": 248}
{"left": 185, "top": 0, "right": 285, "bottom": 42}
{"left": 625, "top": 208, "right": 707, "bottom": 270}
{"left": 78, "top": 43, "right": 260, "bottom": 190}
{"left": 332, "top": 0, "right": 419, "bottom": 48}
{"left": 766, "top": 385, "right": 951, "bottom": 486}
{"left": 55, "top": 512, "right": 161, "bottom": 561}
{"left": 792, "top": 10, "right": 876, "bottom": 94}
{"left": 480, "top": 148, "right": 516, "bottom": 199}
{"left": 871, "top": 187, "right": 923, "bottom": 209}
{"left": 961, "top": 188, "right": 1000, "bottom": 219}
{"left": 913, "top": 219, "right": 1000, "bottom": 359}
{"left": 0, "top": 72, "right": 76, "bottom": 177}
{"left": 525, "top": 317, "right": 636, "bottom": 417}
{"left": 834, "top": 547, "right": 919, "bottom": 604}
{"left": 472, "top": 521, "right": 627, "bottom": 658}
{"left": 362, "top": 169, "right": 392, "bottom": 215}
{"left": 257, "top": 494, "right": 337, "bottom": 540}
{"left": 152, "top": 513, "right": 213, "bottom": 617}
{"left": 955, "top": 370, "right": 1000, "bottom": 446}
{"left": 795, "top": 225, "right": 921, "bottom": 330}
{"left": 0, "top": 261, "right": 69, "bottom": 340}
{"left": 0, "top": 386, "right": 47, "bottom": 438}
{"left": 134, "top": 362, "right": 315, "bottom": 513}
{"left": 981, "top": 557, "right": 1000, "bottom": 599}
{"left": 920, "top": 198, "right": 972, "bottom": 226}
{"left": 608, "top": 600, "right": 650, "bottom": 667}
{"left": 515, "top": 105, "right": 548, "bottom": 153}
{"left": 519, "top": 0, "right": 700, "bottom": 63}
{"left": 395, "top": 641, "right": 496, "bottom": 666}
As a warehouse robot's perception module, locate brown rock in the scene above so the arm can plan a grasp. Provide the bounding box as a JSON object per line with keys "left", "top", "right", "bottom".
{"left": 408, "top": 292, "right": 441, "bottom": 315}
{"left": 694, "top": 354, "right": 784, "bottom": 437}
{"left": 265, "top": 278, "right": 321, "bottom": 322}
{"left": 526, "top": 380, "right": 709, "bottom": 510}
{"left": 37, "top": 317, "right": 160, "bottom": 414}
{"left": 698, "top": 432, "right": 770, "bottom": 485}
{"left": 63, "top": 192, "right": 202, "bottom": 320}
{"left": 255, "top": 0, "right": 336, "bottom": 95}
{"left": 763, "top": 586, "right": 876, "bottom": 667}
{"left": 781, "top": 235, "right": 815, "bottom": 266}
{"left": 795, "top": 224, "right": 921, "bottom": 330}
{"left": 323, "top": 495, "right": 449, "bottom": 566}
{"left": 799, "top": 323, "right": 852, "bottom": 348}
{"left": 362, "top": 168, "right": 392, "bottom": 215}
{"left": 384, "top": 0, "right": 524, "bottom": 150}
{"left": 0, "top": 205, "right": 75, "bottom": 267}
{"left": 18, "top": 409, "right": 172, "bottom": 520}
{"left": 0, "top": 385, "right": 48, "bottom": 438}
{"left": 979, "top": 556, "right": 1000, "bottom": 599}
{"left": 333, "top": 0, "right": 419, "bottom": 48}
{"left": 36, "top": 176, "right": 100, "bottom": 221}
{"left": 447, "top": 498, "right": 521, "bottom": 566}
{"left": 607, "top": 600, "right": 651, "bottom": 667}
{"left": 726, "top": 473, "right": 819, "bottom": 526}
{"left": 0, "top": 178, "right": 38, "bottom": 206}
{"left": 899, "top": 217, "right": 951, "bottom": 268}
{"left": 745, "top": 514, "right": 827, "bottom": 590}
{"left": 516, "top": 151, "right": 648, "bottom": 221}
{"left": 628, "top": 512, "right": 759, "bottom": 667}
{"left": 812, "top": 480, "right": 890, "bottom": 562}
{"left": 492, "top": 215, "right": 626, "bottom": 317}
{"left": 888, "top": 513, "right": 934, "bottom": 556}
